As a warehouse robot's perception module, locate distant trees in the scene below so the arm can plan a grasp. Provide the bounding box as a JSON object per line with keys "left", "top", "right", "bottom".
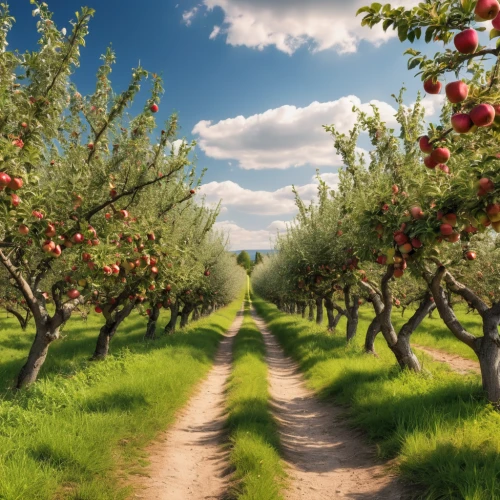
{"left": 254, "top": 252, "right": 264, "bottom": 265}
{"left": 236, "top": 251, "right": 252, "bottom": 273}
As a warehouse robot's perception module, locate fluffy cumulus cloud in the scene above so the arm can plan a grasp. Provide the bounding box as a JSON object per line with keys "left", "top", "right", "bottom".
{"left": 199, "top": 173, "right": 338, "bottom": 216}
{"left": 184, "top": 0, "right": 418, "bottom": 55}
{"left": 214, "top": 220, "right": 286, "bottom": 250}
{"left": 193, "top": 96, "right": 397, "bottom": 170}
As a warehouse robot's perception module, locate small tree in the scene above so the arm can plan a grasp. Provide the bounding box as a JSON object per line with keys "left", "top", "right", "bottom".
{"left": 236, "top": 250, "right": 252, "bottom": 272}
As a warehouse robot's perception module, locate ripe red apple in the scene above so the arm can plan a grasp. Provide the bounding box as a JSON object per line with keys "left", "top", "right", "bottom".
{"left": 32, "top": 210, "right": 44, "bottom": 219}
{"left": 376, "top": 255, "right": 387, "bottom": 265}
{"left": 382, "top": 203, "right": 389, "bottom": 211}
{"left": 147, "top": 233, "right": 155, "bottom": 241}
{"left": 51, "top": 245, "right": 62, "bottom": 257}
{"left": 110, "top": 264, "right": 120, "bottom": 274}
{"left": 95, "top": 306, "right": 103, "bottom": 314}
{"left": 67, "top": 289, "right": 80, "bottom": 299}
{"left": 475, "top": 0, "right": 499, "bottom": 20}
{"left": 399, "top": 243, "right": 413, "bottom": 254}
{"left": 150, "top": 266, "right": 159, "bottom": 274}
{"left": 21, "top": 122, "right": 27, "bottom": 128}
{"left": 82, "top": 252, "right": 92, "bottom": 262}
{"left": 87, "top": 143, "right": 94, "bottom": 150}
{"left": 478, "top": 177, "right": 495, "bottom": 195}
{"left": 103, "top": 266, "right": 112, "bottom": 275}
{"left": 411, "top": 238, "right": 423, "bottom": 249}
{"left": 110, "top": 189, "right": 117, "bottom": 198}
{"left": 204, "top": 270, "right": 211, "bottom": 276}
{"left": 442, "top": 213, "right": 457, "bottom": 226}
{"left": 465, "top": 225, "right": 478, "bottom": 233}
{"left": 445, "top": 81, "right": 469, "bottom": 103}
{"left": 438, "top": 164, "right": 450, "bottom": 174}
{"left": 42, "top": 240, "right": 55, "bottom": 253}
{"left": 440, "top": 223, "right": 454, "bottom": 236}
{"left": 487, "top": 203, "right": 500, "bottom": 221}
{"left": 0, "top": 172, "right": 12, "bottom": 186}
{"left": 190, "top": 189, "right": 196, "bottom": 195}
{"left": 446, "top": 232, "right": 461, "bottom": 243}
{"left": 394, "top": 268, "right": 404, "bottom": 278}
{"left": 431, "top": 147, "right": 450, "bottom": 164}
{"left": 410, "top": 206, "right": 424, "bottom": 219}
{"left": 494, "top": 11, "right": 500, "bottom": 28}
{"left": 392, "top": 184, "right": 399, "bottom": 194}
{"left": 451, "top": 113, "right": 474, "bottom": 134}
{"left": 394, "top": 231, "right": 409, "bottom": 245}
{"left": 45, "top": 224, "right": 57, "bottom": 238}
{"left": 105, "top": 213, "right": 111, "bottom": 220}
{"left": 18, "top": 224, "right": 29, "bottom": 235}
{"left": 470, "top": 104, "right": 495, "bottom": 127}
{"left": 424, "top": 155, "right": 438, "bottom": 169}
{"left": 423, "top": 79, "right": 442, "bottom": 94}
{"left": 10, "top": 194, "right": 20, "bottom": 206}
{"left": 149, "top": 284, "right": 155, "bottom": 291}
{"left": 454, "top": 28, "right": 478, "bottom": 54}
{"left": 72, "top": 233, "right": 84, "bottom": 244}
{"left": 419, "top": 135, "right": 433, "bottom": 153}
{"left": 119, "top": 209, "right": 129, "bottom": 219}
{"left": 466, "top": 251, "right": 477, "bottom": 260}
{"left": 8, "top": 177, "right": 23, "bottom": 190}
{"left": 150, "top": 103, "right": 159, "bottom": 113}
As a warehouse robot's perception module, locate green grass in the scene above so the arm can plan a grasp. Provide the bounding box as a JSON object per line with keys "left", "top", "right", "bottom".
{"left": 0, "top": 296, "right": 243, "bottom": 500}
{"left": 226, "top": 301, "right": 285, "bottom": 500}
{"left": 254, "top": 297, "right": 500, "bottom": 500}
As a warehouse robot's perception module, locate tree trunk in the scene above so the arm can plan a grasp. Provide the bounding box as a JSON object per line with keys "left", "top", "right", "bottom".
{"left": 324, "top": 297, "right": 344, "bottom": 332}
{"left": 92, "top": 302, "right": 134, "bottom": 359}
{"left": 344, "top": 286, "right": 360, "bottom": 342}
{"left": 180, "top": 304, "right": 194, "bottom": 328}
{"left": 315, "top": 297, "right": 323, "bottom": 325}
{"left": 145, "top": 305, "right": 160, "bottom": 340}
{"left": 477, "top": 332, "right": 500, "bottom": 403}
{"left": 16, "top": 322, "right": 55, "bottom": 389}
{"left": 308, "top": 301, "right": 315, "bottom": 322}
{"left": 364, "top": 316, "right": 381, "bottom": 355}
{"left": 192, "top": 306, "right": 200, "bottom": 321}
{"left": 165, "top": 302, "right": 179, "bottom": 334}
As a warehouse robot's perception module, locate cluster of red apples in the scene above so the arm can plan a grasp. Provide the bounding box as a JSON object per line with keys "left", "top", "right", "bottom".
{"left": 421, "top": 0, "right": 500, "bottom": 171}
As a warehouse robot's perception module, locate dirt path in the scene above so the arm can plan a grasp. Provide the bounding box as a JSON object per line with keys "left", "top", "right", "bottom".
{"left": 252, "top": 309, "right": 405, "bottom": 500}
{"left": 413, "top": 344, "right": 480, "bottom": 375}
{"left": 132, "top": 309, "right": 244, "bottom": 500}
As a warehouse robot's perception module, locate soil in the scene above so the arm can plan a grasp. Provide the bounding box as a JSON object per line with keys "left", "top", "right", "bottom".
{"left": 131, "top": 310, "right": 244, "bottom": 500}
{"left": 413, "top": 344, "right": 480, "bottom": 375}
{"left": 252, "top": 309, "right": 407, "bottom": 500}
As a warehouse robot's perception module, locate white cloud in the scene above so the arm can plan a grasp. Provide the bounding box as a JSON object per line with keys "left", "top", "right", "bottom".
{"left": 190, "top": 0, "right": 418, "bottom": 55}
{"left": 215, "top": 220, "right": 286, "bottom": 250}
{"left": 193, "top": 96, "right": 397, "bottom": 170}
{"left": 199, "top": 173, "right": 338, "bottom": 216}
{"left": 182, "top": 7, "right": 199, "bottom": 26}
{"left": 420, "top": 94, "right": 446, "bottom": 118}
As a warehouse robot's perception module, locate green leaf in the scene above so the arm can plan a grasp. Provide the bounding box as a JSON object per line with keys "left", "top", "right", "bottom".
{"left": 408, "top": 57, "right": 421, "bottom": 70}
{"left": 383, "top": 18, "right": 393, "bottom": 31}
{"left": 425, "top": 26, "right": 435, "bottom": 43}
{"left": 356, "top": 6, "right": 371, "bottom": 15}
{"left": 371, "top": 3, "right": 383, "bottom": 13}
{"left": 490, "top": 29, "right": 500, "bottom": 40}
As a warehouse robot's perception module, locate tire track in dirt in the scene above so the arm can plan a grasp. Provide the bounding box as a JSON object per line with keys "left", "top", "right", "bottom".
{"left": 413, "top": 344, "right": 480, "bottom": 375}
{"left": 131, "top": 309, "right": 244, "bottom": 500}
{"left": 252, "top": 308, "right": 406, "bottom": 500}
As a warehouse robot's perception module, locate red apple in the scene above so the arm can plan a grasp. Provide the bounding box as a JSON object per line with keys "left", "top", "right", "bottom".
{"left": 451, "top": 113, "right": 474, "bottom": 134}
{"left": 394, "top": 269, "right": 404, "bottom": 278}
{"left": 149, "top": 284, "right": 155, "bottom": 291}
{"left": 190, "top": 189, "right": 196, "bottom": 195}
{"left": 424, "top": 155, "right": 438, "bottom": 169}
{"left": 204, "top": 270, "right": 211, "bottom": 276}
{"left": 487, "top": 203, "right": 500, "bottom": 222}
{"left": 391, "top": 184, "right": 399, "bottom": 194}
{"left": 0, "top": 172, "right": 12, "bottom": 186}
{"left": 394, "top": 231, "right": 409, "bottom": 245}
{"left": 454, "top": 28, "right": 478, "bottom": 54}
{"left": 150, "top": 103, "right": 159, "bottom": 113}
{"left": 446, "top": 232, "right": 461, "bottom": 243}
{"left": 82, "top": 252, "right": 92, "bottom": 262}
{"left": 103, "top": 266, "right": 112, "bottom": 275}
{"left": 72, "top": 233, "right": 84, "bottom": 244}
{"left": 419, "top": 135, "right": 434, "bottom": 153}
{"left": 87, "top": 143, "right": 94, "bottom": 150}
{"left": 110, "top": 264, "right": 120, "bottom": 274}
{"left": 470, "top": 104, "right": 496, "bottom": 127}
{"left": 440, "top": 224, "right": 454, "bottom": 236}
{"left": 438, "top": 164, "right": 450, "bottom": 174}
{"left": 147, "top": 233, "right": 155, "bottom": 241}
{"left": 411, "top": 238, "right": 423, "bottom": 249}
{"left": 466, "top": 251, "right": 477, "bottom": 260}
{"left": 445, "top": 81, "right": 469, "bottom": 103}
{"left": 376, "top": 255, "right": 387, "bottom": 265}
{"left": 95, "top": 306, "right": 103, "bottom": 314}
{"left": 478, "top": 178, "right": 495, "bottom": 195}
{"left": 475, "top": 0, "right": 499, "bottom": 20}
{"left": 442, "top": 213, "right": 457, "bottom": 226}
{"left": 8, "top": 177, "right": 23, "bottom": 190}
{"left": 51, "top": 245, "right": 62, "bottom": 257}
{"left": 494, "top": 11, "right": 500, "bottom": 28}
{"left": 150, "top": 266, "right": 159, "bottom": 274}
{"left": 18, "top": 224, "right": 29, "bottom": 235}
{"left": 423, "top": 79, "right": 442, "bottom": 94}
{"left": 410, "top": 206, "right": 424, "bottom": 219}
{"left": 45, "top": 224, "right": 57, "bottom": 238}
{"left": 10, "top": 194, "right": 20, "bottom": 207}
{"left": 431, "top": 147, "right": 450, "bottom": 164}
{"left": 165, "top": 284, "right": 172, "bottom": 292}
{"left": 399, "top": 243, "right": 413, "bottom": 254}
{"left": 42, "top": 240, "right": 55, "bottom": 253}
{"left": 67, "top": 289, "right": 80, "bottom": 299}
{"left": 119, "top": 209, "right": 129, "bottom": 219}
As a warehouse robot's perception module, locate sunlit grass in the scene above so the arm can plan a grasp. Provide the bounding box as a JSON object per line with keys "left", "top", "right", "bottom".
{"left": 254, "top": 297, "right": 499, "bottom": 500}
{"left": 0, "top": 297, "right": 243, "bottom": 500}
{"left": 225, "top": 301, "right": 285, "bottom": 500}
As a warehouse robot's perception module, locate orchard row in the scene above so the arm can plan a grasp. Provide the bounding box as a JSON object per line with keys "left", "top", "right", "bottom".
{"left": 254, "top": 0, "right": 500, "bottom": 403}
{"left": 0, "top": 3, "right": 246, "bottom": 389}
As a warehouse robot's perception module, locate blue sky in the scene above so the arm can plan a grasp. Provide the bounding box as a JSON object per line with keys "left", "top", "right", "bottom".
{"left": 9, "top": 0, "right": 447, "bottom": 249}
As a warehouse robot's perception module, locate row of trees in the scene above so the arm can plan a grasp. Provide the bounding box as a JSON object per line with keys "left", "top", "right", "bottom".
{"left": 0, "top": 3, "right": 246, "bottom": 389}
{"left": 254, "top": 0, "right": 500, "bottom": 403}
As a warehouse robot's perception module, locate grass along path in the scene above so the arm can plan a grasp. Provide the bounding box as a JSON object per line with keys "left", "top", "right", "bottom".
{"left": 0, "top": 297, "right": 243, "bottom": 500}
{"left": 254, "top": 297, "right": 500, "bottom": 500}
{"left": 131, "top": 306, "right": 244, "bottom": 500}
{"left": 252, "top": 307, "right": 404, "bottom": 500}
{"left": 225, "top": 302, "right": 285, "bottom": 500}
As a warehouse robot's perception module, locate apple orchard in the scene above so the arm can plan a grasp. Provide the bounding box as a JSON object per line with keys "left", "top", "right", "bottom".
{"left": 0, "top": 3, "right": 245, "bottom": 389}
{"left": 254, "top": 0, "right": 500, "bottom": 403}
